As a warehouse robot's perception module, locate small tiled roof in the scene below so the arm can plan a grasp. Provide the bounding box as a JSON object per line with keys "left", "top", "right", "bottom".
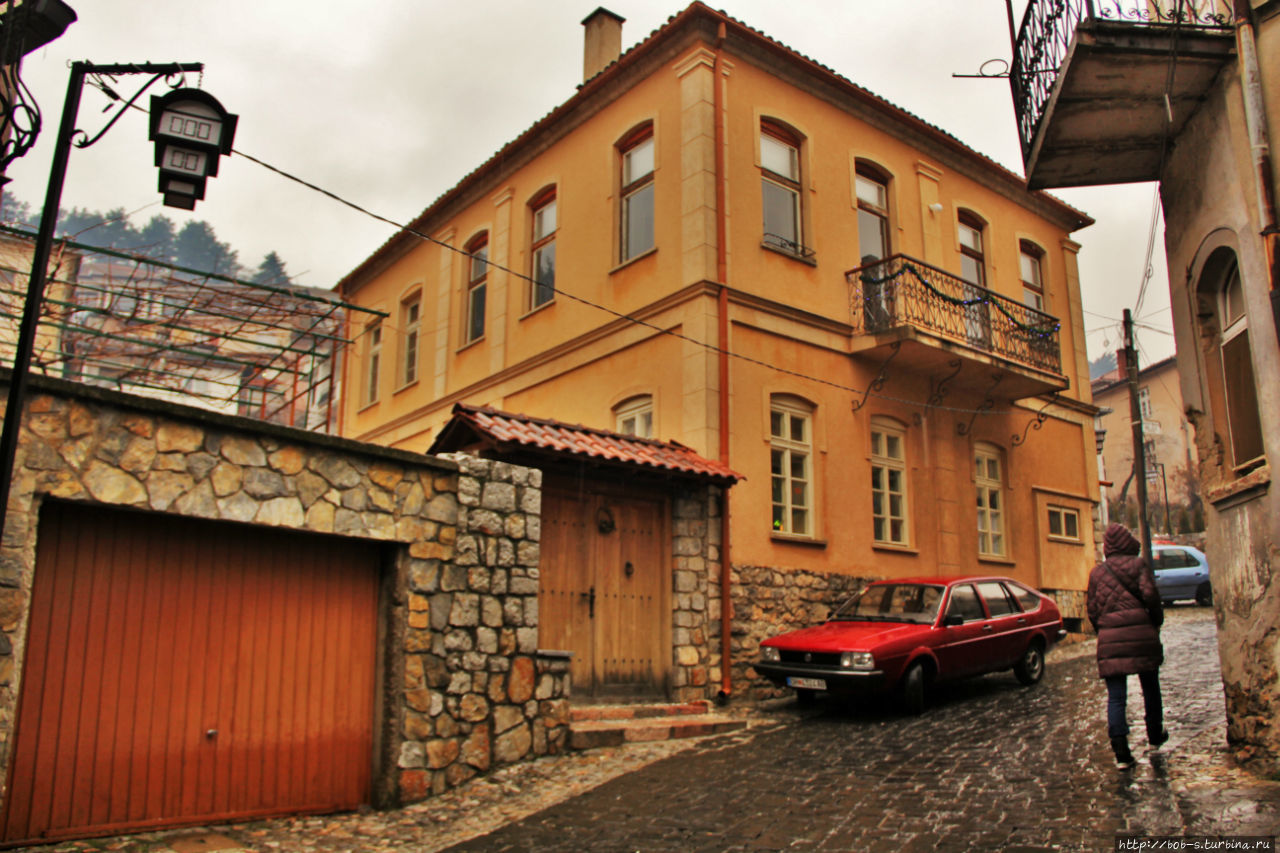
{"left": 431, "top": 403, "right": 743, "bottom": 484}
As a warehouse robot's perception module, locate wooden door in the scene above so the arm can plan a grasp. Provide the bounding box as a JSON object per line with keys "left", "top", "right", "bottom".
{"left": 2, "top": 503, "right": 380, "bottom": 844}
{"left": 539, "top": 486, "right": 669, "bottom": 698}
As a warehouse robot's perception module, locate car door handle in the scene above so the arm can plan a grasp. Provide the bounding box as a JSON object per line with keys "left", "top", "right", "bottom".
{"left": 1016, "top": 618, "right": 1027, "bottom": 625}
{"left": 982, "top": 625, "right": 993, "bottom": 632}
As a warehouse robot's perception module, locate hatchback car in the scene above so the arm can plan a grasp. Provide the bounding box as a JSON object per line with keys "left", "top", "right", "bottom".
{"left": 1151, "top": 544, "right": 1212, "bottom": 606}
{"left": 755, "top": 576, "right": 1067, "bottom": 714}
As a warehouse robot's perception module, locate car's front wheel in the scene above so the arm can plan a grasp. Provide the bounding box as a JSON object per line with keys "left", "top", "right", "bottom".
{"left": 1014, "top": 640, "right": 1045, "bottom": 686}
{"left": 899, "top": 661, "right": 927, "bottom": 715}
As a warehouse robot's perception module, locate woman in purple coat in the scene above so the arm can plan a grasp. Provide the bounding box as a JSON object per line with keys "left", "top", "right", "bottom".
{"left": 1086, "top": 523, "right": 1169, "bottom": 769}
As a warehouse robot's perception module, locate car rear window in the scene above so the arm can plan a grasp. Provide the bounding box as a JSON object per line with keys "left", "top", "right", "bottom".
{"left": 1006, "top": 581, "right": 1043, "bottom": 612}
{"left": 976, "top": 581, "right": 1018, "bottom": 617}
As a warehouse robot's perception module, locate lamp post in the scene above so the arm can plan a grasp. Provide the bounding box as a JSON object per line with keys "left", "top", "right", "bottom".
{"left": 0, "top": 61, "right": 236, "bottom": 539}
{"left": 1148, "top": 460, "right": 1172, "bottom": 535}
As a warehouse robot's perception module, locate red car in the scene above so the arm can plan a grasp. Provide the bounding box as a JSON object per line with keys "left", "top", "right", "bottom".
{"left": 755, "top": 576, "right": 1067, "bottom": 713}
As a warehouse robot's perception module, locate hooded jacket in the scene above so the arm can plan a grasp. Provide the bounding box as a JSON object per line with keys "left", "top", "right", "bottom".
{"left": 1086, "top": 524, "right": 1164, "bottom": 677}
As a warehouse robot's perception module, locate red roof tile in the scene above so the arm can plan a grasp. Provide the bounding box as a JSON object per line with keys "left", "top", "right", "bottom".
{"left": 434, "top": 403, "right": 743, "bottom": 484}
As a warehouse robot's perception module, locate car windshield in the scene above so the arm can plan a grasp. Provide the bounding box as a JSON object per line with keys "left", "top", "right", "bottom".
{"left": 831, "top": 583, "right": 944, "bottom": 624}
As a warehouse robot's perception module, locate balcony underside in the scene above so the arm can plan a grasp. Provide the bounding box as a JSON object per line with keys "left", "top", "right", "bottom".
{"left": 850, "top": 326, "right": 1070, "bottom": 401}
{"left": 1025, "top": 22, "right": 1234, "bottom": 190}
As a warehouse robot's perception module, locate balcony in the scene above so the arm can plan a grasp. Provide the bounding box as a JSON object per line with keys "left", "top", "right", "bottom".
{"left": 846, "top": 255, "right": 1067, "bottom": 399}
{"left": 1012, "top": 0, "right": 1235, "bottom": 189}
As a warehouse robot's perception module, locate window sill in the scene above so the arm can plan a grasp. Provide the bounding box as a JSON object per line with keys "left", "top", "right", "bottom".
{"left": 761, "top": 240, "right": 817, "bottom": 266}
{"left": 771, "top": 532, "right": 827, "bottom": 548}
{"left": 393, "top": 378, "right": 420, "bottom": 396}
{"left": 1046, "top": 535, "right": 1084, "bottom": 546}
{"left": 456, "top": 336, "right": 485, "bottom": 354}
{"left": 520, "top": 299, "right": 555, "bottom": 321}
{"left": 610, "top": 247, "right": 657, "bottom": 274}
{"left": 871, "top": 543, "right": 918, "bottom": 555}
{"left": 1206, "top": 462, "right": 1270, "bottom": 508}
{"left": 977, "top": 554, "right": 1017, "bottom": 567}
{"left": 356, "top": 398, "right": 380, "bottom": 414}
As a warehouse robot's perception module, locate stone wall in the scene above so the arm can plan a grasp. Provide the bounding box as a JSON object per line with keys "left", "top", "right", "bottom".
{"left": 719, "top": 564, "right": 873, "bottom": 699}
{"left": 0, "top": 376, "right": 563, "bottom": 815}
{"left": 672, "top": 485, "right": 723, "bottom": 702}
{"left": 393, "top": 453, "right": 569, "bottom": 803}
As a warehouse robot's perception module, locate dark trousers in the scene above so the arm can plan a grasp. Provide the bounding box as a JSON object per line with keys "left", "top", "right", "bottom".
{"left": 1104, "top": 671, "right": 1163, "bottom": 740}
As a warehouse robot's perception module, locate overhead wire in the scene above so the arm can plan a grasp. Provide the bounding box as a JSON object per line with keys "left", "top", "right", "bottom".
{"left": 230, "top": 147, "right": 1052, "bottom": 419}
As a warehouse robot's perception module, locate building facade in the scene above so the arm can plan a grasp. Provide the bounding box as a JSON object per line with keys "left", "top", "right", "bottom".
{"left": 1012, "top": 0, "right": 1280, "bottom": 770}
{"left": 1093, "top": 355, "right": 1202, "bottom": 533}
{"left": 338, "top": 2, "right": 1103, "bottom": 699}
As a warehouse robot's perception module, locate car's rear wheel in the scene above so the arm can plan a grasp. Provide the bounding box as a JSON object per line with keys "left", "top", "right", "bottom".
{"left": 1014, "top": 640, "right": 1045, "bottom": 686}
{"left": 1196, "top": 583, "right": 1213, "bottom": 607}
{"left": 899, "top": 661, "right": 927, "bottom": 715}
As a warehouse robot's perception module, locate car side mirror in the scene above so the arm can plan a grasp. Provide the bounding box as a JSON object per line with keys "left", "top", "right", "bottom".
{"left": 943, "top": 614, "right": 964, "bottom": 627}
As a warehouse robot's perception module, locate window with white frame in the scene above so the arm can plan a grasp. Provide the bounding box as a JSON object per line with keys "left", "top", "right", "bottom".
{"left": 614, "top": 395, "right": 653, "bottom": 438}
{"left": 1047, "top": 505, "right": 1080, "bottom": 541}
{"left": 871, "top": 418, "right": 908, "bottom": 545}
{"left": 975, "top": 444, "right": 1005, "bottom": 557}
{"left": 530, "top": 190, "right": 556, "bottom": 309}
{"left": 855, "top": 162, "right": 891, "bottom": 264}
{"left": 620, "top": 127, "right": 655, "bottom": 262}
{"left": 1019, "top": 241, "right": 1045, "bottom": 311}
{"left": 399, "top": 292, "right": 421, "bottom": 386}
{"left": 760, "top": 121, "right": 804, "bottom": 254}
{"left": 465, "top": 233, "right": 488, "bottom": 343}
{"left": 362, "top": 319, "right": 382, "bottom": 406}
{"left": 770, "top": 396, "right": 813, "bottom": 536}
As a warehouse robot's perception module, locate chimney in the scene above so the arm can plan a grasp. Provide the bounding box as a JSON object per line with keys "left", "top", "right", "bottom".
{"left": 582, "top": 7, "right": 625, "bottom": 82}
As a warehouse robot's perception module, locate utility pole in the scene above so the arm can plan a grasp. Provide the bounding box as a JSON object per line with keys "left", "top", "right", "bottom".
{"left": 1123, "top": 309, "right": 1153, "bottom": 567}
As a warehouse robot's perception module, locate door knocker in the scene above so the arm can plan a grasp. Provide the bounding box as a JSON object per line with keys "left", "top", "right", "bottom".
{"left": 596, "top": 505, "right": 616, "bottom": 534}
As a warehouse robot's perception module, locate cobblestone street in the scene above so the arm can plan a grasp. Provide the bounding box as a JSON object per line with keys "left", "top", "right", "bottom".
{"left": 28, "top": 607, "right": 1280, "bottom": 852}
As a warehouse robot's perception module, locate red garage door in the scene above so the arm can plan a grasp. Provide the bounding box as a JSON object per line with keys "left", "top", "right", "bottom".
{"left": 2, "top": 502, "right": 381, "bottom": 844}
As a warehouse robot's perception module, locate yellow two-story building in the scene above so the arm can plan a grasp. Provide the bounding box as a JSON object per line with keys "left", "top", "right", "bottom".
{"left": 337, "top": 2, "right": 1101, "bottom": 701}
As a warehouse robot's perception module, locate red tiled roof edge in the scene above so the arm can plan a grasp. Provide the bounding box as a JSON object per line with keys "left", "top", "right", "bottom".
{"left": 444, "top": 402, "right": 744, "bottom": 484}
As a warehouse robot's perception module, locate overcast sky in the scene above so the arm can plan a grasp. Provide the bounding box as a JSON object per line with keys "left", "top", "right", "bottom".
{"left": 4, "top": 0, "right": 1174, "bottom": 367}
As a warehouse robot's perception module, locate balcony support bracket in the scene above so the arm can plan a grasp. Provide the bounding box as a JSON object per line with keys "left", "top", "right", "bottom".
{"left": 926, "top": 358, "right": 964, "bottom": 409}
{"left": 851, "top": 341, "right": 901, "bottom": 413}
{"left": 956, "top": 371, "right": 1004, "bottom": 436}
{"left": 1011, "top": 395, "right": 1058, "bottom": 447}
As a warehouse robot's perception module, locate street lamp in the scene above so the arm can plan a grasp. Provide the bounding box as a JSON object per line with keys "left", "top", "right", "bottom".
{"left": 149, "top": 88, "right": 238, "bottom": 210}
{"left": 0, "top": 61, "right": 234, "bottom": 538}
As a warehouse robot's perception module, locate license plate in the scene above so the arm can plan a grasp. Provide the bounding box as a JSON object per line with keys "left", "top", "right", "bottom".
{"left": 787, "top": 676, "right": 826, "bottom": 691}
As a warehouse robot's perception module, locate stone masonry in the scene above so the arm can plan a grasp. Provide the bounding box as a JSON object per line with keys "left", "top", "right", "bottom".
{"left": 394, "top": 453, "right": 569, "bottom": 803}
{"left": 0, "top": 375, "right": 563, "bottom": 815}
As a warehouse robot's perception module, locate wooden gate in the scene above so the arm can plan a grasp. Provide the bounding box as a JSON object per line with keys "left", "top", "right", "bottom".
{"left": 539, "top": 487, "right": 669, "bottom": 698}
{"left": 2, "top": 503, "right": 381, "bottom": 844}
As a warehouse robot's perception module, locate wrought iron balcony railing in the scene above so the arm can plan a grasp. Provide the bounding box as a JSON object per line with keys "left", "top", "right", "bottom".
{"left": 1012, "top": 0, "right": 1233, "bottom": 162}
{"left": 846, "top": 255, "right": 1063, "bottom": 375}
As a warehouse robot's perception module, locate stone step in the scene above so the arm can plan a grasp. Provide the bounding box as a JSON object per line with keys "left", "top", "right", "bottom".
{"left": 568, "top": 712, "right": 745, "bottom": 751}
{"left": 569, "top": 700, "right": 713, "bottom": 723}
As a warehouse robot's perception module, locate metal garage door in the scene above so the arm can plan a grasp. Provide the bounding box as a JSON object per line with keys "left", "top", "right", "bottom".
{"left": 2, "top": 502, "right": 381, "bottom": 844}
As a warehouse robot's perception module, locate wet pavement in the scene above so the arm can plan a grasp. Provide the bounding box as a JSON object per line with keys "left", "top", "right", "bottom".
{"left": 26, "top": 606, "right": 1280, "bottom": 852}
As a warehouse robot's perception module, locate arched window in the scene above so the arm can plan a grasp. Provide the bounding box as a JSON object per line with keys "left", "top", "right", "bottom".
{"left": 464, "top": 232, "right": 488, "bottom": 343}
{"left": 618, "top": 123, "right": 655, "bottom": 262}
{"left": 1019, "top": 240, "right": 1045, "bottom": 311}
{"left": 870, "top": 416, "right": 908, "bottom": 546}
{"left": 958, "top": 210, "right": 990, "bottom": 346}
{"left": 770, "top": 394, "right": 815, "bottom": 536}
{"left": 975, "top": 443, "right": 1005, "bottom": 557}
{"left": 760, "top": 120, "right": 805, "bottom": 255}
{"left": 855, "top": 161, "right": 891, "bottom": 264}
{"left": 530, "top": 187, "right": 557, "bottom": 310}
{"left": 614, "top": 394, "right": 653, "bottom": 438}
{"left": 1218, "top": 258, "right": 1264, "bottom": 469}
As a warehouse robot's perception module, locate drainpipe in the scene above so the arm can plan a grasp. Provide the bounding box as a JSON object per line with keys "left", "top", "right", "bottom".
{"left": 714, "top": 21, "right": 733, "bottom": 703}
{"left": 1232, "top": 0, "right": 1280, "bottom": 345}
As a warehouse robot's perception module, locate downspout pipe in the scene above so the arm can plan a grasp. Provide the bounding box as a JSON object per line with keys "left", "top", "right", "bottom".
{"left": 713, "top": 21, "right": 733, "bottom": 704}
{"left": 1232, "top": 0, "right": 1280, "bottom": 346}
